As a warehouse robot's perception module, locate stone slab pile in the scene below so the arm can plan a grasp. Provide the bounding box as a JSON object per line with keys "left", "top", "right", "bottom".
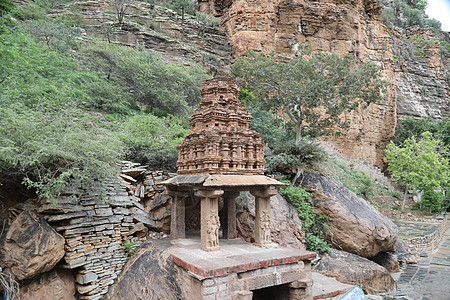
{"left": 38, "top": 162, "right": 166, "bottom": 300}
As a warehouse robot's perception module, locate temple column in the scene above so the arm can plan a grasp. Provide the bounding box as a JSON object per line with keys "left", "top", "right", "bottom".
{"left": 250, "top": 186, "right": 278, "bottom": 246}
{"left": 168, "top": 190, "right": 188, "bottom": 239}
{"left": 222, "top": 191, "right": 240, "bottom": 239}
{"left": 195, "top": 189, "right": 224, "bottom": 251}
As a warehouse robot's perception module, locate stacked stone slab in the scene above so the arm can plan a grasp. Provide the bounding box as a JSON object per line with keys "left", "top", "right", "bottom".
{"left": 176, "top": 76, "right": 266, "bottom": 175}
{"left": 38, "top": 162, "right": 165, "bottom": 300}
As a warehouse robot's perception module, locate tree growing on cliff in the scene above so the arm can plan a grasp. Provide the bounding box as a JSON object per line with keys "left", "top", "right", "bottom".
{"left": 231, "top": 49, "right": 386, "bottom": 144}
{"left": 385, "top": 131, "right": 449, "bottom": 210}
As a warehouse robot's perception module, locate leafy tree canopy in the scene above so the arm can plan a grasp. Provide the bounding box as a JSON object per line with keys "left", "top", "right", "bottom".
{"left": 82, "top": 43, "right": 208, "bottom": 115}
{"left": 231, "top": 49, "right": 386, "bottom": 143}
{"left": 394, "top": 117, "right": 450, "bottom": 149}
{"left": 385, "top": 131, "right": 449, "bottom": 193}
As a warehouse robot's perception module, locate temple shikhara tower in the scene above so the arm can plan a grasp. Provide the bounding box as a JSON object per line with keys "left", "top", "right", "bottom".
{"left": 177, "top": 76, "right": 266, "bottom": 175}
{"left": 163, "top": 77, "right": 315, "bottom": 300}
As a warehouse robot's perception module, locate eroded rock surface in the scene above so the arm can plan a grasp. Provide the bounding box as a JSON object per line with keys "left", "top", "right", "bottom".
{"left": 201, "top": 0, "right": 397, "bottom": 167}
{"left": 314, "top": 249, "right": 396, "bottom": 294}
{"left": 236, "top": 192, "right": 305, "bottom": 249}
{"left": 105, "top": 240, "right": 182, "bottom": 300}
{"left": 299, "top": 171, "right": 398, "bottom": 257}
{"left": 0, "top": 210, "right": 65, "bottom": 281}
{"left": 19, "top": 269, "right": 76, "bottom": 300}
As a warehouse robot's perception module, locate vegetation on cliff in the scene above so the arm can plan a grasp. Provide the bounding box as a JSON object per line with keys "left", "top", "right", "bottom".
{"left": 0, "top": 0, "right": 207, "bottom": 198}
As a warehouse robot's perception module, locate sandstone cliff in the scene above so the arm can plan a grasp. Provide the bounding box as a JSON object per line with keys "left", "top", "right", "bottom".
{"left": 51, "top": 0, "right": 232, "bottom": 75}
{"left": 200, "top": 0, "right": 449, "bottom": 167}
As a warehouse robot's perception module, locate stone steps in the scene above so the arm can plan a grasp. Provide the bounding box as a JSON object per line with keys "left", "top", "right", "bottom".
{"left": 312, "top": 272, "right": 354, "bottom": 300}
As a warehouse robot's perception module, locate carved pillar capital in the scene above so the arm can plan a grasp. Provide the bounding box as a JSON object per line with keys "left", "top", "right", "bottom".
{"left": 195, "top": 189, "right": 224, "bottom": 199}
{"left": 250, "top": 186, "right": 278, "bottom": 198}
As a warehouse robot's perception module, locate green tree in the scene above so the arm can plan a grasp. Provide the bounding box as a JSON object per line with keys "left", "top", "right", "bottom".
{"left": 231, "top": 49, "right": 386, "bottom": 144}
{"left": 82, "top": 43, "right": 208, "bottom": 114}
{"left": 385, "top": 131, "right": 449, "bottom": 210}
{"left": 114, "top": 0, "right": 133, "bottom": 25}
{"left": 394, "top": 117, "right": 450, "bottom": 149}
{"left": 120, "top": 114, "right": 188, "bottom": 170}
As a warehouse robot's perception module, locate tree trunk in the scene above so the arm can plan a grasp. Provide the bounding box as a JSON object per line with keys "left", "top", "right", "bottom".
{"left": 291, "top": 166, "right": 303, "bottom": 186}
{"left": 401, "top": 187, "right": 408, "bottom": 210}
{"left": 295, "top": 122, "right": 302, "bottom": 146}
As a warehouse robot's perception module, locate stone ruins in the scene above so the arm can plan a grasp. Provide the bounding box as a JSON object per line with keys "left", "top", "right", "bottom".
{"left": 163, "top": 76, "right": 316, "bottom": 300}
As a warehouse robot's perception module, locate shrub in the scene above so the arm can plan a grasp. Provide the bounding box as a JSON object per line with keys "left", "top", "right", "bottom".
{"left": 17, "top": 2, "right": 49, "bottom": 20}
{"left": 266, "top": 139, "right": 327, "bottom": 175}
{"left": 413, "top": 188, "right": 444, "bottom": 213}
{"left": 0, "top": 31, "right": 128, "bottom": 198}
{"left": 0, "top": 0, "right": 15, "bottom": 16}
{"left": 18, "top": 20, "right": 81, "bottom": 52}
{"left": 279, "top": 185, "right": 330, "bottom": 253}
{"left": 356, "top": 173, "right": 374, "bottom": 198}
{"left": 82, "top": 43, "right": 209, "bottom": 114}
{"left": 171, "top": 0, "right": 197, "bottom": 16}
{"left": 195, "top": 11, "right": 219, "bottom": 27}
{"left": 120, "top": 114, "right": 188, "bottom": 170}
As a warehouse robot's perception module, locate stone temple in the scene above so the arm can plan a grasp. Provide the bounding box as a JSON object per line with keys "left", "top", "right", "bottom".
{"left": 163, "top": 77, "right": 315, "bottom": 300}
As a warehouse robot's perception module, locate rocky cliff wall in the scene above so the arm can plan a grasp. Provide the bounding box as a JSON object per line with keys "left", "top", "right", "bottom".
{"left": 392, "top": 27, "right": 450, "bottom": 121}
{"left": 200, "top": 0, "right": 398, "bottom": 167}
{"left": 52, "top": 0, "right": 232, "bottom": 75}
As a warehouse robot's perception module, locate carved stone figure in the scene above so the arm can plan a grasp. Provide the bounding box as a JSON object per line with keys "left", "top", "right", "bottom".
{"left": 207, "top": 210, "right": 220, "bottom": 247}
{"left": 260, "top": 210, "right": 271, "bottom": 242}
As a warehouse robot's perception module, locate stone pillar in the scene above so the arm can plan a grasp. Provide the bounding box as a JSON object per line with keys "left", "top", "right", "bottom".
{"left": 288, "top": 278, "right": 313, "bottom": 300}
{"left": 250, "top": 186, "right": 278, "bottom": 246}
{"left": 195, "top": 189, "right": 224, "bottom": 251}
{"left": 168, "top": 190, "right": 187, "bottom": 239}
{"left": 222, "top": 191, "right": 239, "bottom": 239}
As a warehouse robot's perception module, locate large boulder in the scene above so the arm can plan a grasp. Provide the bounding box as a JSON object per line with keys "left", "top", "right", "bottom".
{"left": 145, "top": 194, "right": 172, "bottom": 233}
{"left": 299, "top": 171, "right": 398, "bottom": 257}
{"left": 106, "top": 240, "right": 182, "bottom": 300}
{"left": 20, "top": 269, "right": 76, "bottom": 300}
{"left": 314, "top": 249, "right": 396, "bottom": 294}
{"left": 236, "top": 192, "right": 305, "bottom": 249}
{"left": 0, "top": 210, "right": 65, "bottom": 281}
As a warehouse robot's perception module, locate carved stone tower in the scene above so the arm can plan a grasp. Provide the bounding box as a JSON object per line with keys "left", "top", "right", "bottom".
{"left": 176, "top": 76, "right": 266, "bottom": 175}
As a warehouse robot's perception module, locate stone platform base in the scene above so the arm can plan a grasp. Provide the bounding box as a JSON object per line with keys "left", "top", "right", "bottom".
{"left": 168, "top": 238, "right": 316, "bottom": 300}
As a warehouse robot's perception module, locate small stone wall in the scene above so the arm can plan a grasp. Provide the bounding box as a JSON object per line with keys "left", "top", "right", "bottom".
{"left": 400, "top": 215, "right": 449, "bottom": 253}
{"left": 175, "top": 262, "right": 312, "bottom": 300}
{"left": 38, "top": 162, "right": 170, "bottom": 300}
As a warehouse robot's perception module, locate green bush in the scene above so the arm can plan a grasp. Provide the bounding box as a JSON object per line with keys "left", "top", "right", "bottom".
{"left": 0, "top": 0, "right": 15, "bottom": 16}
{"left": 171, "top": 0, "right": 197, "bottom": 16}
{"left": 413, "top": 188, "right": 444, "bottom": 213}
{"left": 356, "top": 173, "right": 374, "bottom": 198}
{"left": 266, "top": 139, "right": 327, "bottom": 175}
{"left": 379, "top": 0, "right": 441, "bottom": 31}
{"left": 0, "top": 30, "right": 129, "bottom": 198}
{"left": 394, "top": 117, "right": 449, "bottom": 150}
{"left": 121, "top": 114, "right": 188, "bottom": 170}
{"left": 279, "top": 185, "right": 330, "bottom": 253}
{"left": 18, "top": 20, "right": 81, "bottom": 52}
{"left": 82, "top": 43, "right": 209, "bottom": 114}
{"left": 195, "top": 11, "right": 219, "bottom": 27}
{"left": 18, "top": 3, "right": 49, "bottom": 20}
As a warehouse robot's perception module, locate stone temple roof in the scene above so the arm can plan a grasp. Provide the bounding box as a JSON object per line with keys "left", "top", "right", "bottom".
{"left": 176, "top": 76, "right": 266, "bottom": 175}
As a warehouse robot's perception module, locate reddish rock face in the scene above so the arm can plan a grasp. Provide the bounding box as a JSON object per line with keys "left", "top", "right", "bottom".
{"left": 177, "top": 76, "right": 266, "bottom": 175}
{"left": 200, "top": 0, "right": 398, "bottom": 167}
